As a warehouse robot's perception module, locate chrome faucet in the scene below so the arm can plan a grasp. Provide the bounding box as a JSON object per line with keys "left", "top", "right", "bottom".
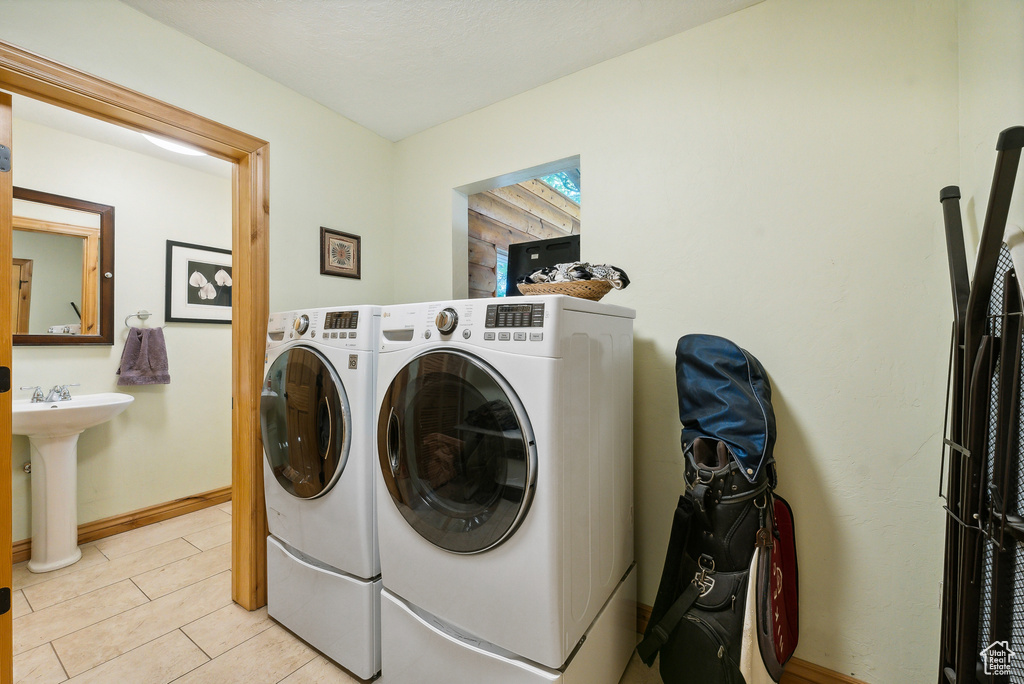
{"left": 45, "top": 384, "right": 79, "bottom": 402}
{"left": 20, "top": 386, "right": 45, "bottom": 403}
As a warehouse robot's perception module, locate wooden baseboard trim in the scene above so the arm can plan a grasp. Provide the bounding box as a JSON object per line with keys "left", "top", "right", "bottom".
{"left": 11, "top": 539, "right": 29, "bottom": 565}
{"left": 13, "top": 486, "right": 231, "bottom": 564}
{"left": 635, "top": 603, "right": 868, "bottom": 684}
{"left": 782, "top": 658, "right": 870, "bottom": 684}
{"left": 635, "top": 602, "right": 652, "bottom": 634}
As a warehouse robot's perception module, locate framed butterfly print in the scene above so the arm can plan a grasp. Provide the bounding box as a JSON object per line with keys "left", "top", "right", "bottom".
{"left": 165, "top": 240, "right": 232, "bottom": 324}
{"left": 320, "top": 227, "right": 361, "bottom": 279}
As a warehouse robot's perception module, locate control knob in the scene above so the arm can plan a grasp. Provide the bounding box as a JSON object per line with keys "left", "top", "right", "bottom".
{"left": 435, "top": 308, "right": 459, "bottom": 335}
{"left": 293, "top": 314, "right": 310, "bottom": 335}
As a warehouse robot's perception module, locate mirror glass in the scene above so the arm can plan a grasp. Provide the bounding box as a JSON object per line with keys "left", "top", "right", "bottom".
{"left": 12, "top": 187, "right": 114, "bottom": 345}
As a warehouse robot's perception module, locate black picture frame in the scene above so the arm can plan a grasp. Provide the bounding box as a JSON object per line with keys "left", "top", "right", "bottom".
{"left": 320, "top": 227, "right": 361, "bottom": 279}
{"left": 165, "top": 240, "right": 232, "bottom": 324}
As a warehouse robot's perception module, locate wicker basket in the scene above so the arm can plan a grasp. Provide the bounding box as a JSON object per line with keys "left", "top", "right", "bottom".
{"left": 517, "top": 280, "right": 614, "bottom": 301}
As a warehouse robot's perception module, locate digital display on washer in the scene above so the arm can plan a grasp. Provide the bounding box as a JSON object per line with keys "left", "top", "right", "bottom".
{"left": 324, "top": 311, "right": 360, "bottom": 330}
{"left": 485, "top": 303, "right": 545, "bottom": 328}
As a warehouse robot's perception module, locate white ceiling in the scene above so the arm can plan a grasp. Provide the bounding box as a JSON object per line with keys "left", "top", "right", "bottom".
{"left": 119, "top": 0, "right": 762, "bottom": 142}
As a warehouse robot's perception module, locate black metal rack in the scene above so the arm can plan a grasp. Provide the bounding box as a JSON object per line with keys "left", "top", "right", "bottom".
{"left": 939, "top": 126, "right": 1024, "bottom": 683}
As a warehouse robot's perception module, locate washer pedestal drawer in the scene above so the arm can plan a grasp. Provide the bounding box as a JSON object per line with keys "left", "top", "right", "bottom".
{"left": 267, "top": 535, "right": 381, "bottom": 679}
{"left": 380, "top": 564, "right": 636, "bottom": 684}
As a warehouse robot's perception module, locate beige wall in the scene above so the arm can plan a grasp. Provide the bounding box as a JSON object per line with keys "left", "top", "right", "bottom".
{"left": 392, "top": 1, "right": 958, "bottom": 681}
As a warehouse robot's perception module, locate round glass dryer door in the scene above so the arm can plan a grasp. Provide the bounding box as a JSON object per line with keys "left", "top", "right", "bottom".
{"left": 261, "top": 345, "right": 351, "bottom": 499}
{"left": 377, "top": 350, "right": 536, "bottom": 554}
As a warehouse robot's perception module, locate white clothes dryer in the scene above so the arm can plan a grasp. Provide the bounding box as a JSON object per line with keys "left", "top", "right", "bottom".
{"left": 261, "top": 306, "right": 381, "bottom": 679}
{"left": 374, "top": 295, "right": 635, "bottom": 682}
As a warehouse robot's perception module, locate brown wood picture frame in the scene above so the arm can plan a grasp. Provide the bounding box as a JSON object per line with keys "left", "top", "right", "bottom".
{"left": 320, "top": 227, "right": 361, "bottom": 279}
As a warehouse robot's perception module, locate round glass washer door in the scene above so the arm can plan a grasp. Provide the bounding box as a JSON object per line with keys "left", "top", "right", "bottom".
{"left": 261, "top": 345, "right": 351, "bottom": 499}
{"left": 377, "top": 349, "right": 537, "bottom": 554}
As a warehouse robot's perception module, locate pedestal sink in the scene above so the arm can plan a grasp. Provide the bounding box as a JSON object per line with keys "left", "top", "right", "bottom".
{"left": 13, "top": 393, "right": 134, "bottom": 573}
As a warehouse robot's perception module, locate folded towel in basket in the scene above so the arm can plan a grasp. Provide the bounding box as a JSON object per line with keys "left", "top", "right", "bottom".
{"left": 117, "top": 327, "right": 170, "bottom": 385}
{"left": 516, "top": 261, "right": 630, "bottom": 289}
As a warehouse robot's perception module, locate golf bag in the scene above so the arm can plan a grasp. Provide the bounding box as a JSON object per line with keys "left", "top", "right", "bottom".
{"left": 638, "top": 334, "right": 798, "bottom": 684}
{"left": 938, "top": 126, "right": 1024, "bottom": 683}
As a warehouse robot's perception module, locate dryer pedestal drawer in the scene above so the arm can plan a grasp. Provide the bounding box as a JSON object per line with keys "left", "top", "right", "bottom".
{"left": 267, "top": 535, "right": 381, "bottom": 679}
{"left": 380, "top": 564, "right": 636, "bottom": 684}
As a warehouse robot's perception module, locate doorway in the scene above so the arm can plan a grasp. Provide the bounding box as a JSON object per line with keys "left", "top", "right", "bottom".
{"left": 0, "top": 39, "right": 269, "bottom": 681}
{"left": 9, "top": 94, "right": 235, "bottom": 561}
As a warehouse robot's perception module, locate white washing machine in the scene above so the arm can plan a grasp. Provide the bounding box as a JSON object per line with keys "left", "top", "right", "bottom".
{"left": 374, "top": 295, "right": 636, "bottom": 683}
{"left": 261, "top": 306, "right": 381, "bottom": 679}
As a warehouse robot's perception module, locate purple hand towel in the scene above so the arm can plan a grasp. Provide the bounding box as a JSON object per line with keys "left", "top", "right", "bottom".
{"left": 117, "top": 327, "right": 170, "bottom": 385}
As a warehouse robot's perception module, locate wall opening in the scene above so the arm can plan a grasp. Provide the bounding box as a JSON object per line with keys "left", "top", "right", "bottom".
{"left": 454, "top": 157, "right": 580, "bottom": 299}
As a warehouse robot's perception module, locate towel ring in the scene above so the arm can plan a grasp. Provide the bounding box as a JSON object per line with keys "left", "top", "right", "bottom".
{"left": 125, "top": 310, "right": 152, "bottom": 327}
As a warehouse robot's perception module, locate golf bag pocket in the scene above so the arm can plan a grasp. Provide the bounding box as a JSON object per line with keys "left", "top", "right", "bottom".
{"left": 656, "top": 556, "right": 750, "bottom": 684}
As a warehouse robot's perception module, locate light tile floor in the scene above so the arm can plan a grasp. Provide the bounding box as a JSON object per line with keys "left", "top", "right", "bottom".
{"left": 13, "top": 504, "right": 659, "bottom": 683}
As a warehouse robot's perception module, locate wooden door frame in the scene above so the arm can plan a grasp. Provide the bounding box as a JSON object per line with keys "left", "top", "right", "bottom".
{"left": 0, "top": 39, "right": 270, "bottom": 678}
{"left": 0, "top": 90, "right": 13, "bottom": 684}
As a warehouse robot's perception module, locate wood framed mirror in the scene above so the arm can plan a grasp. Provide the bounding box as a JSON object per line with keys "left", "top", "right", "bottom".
{"left": 12, "top": 186, "right": 114, "bottom": 345}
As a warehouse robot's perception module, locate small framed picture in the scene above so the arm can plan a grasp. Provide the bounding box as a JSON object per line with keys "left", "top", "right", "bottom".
{"left": 165, "top": 240, "right": 232, "bottom": 324}
{"left": 320, "top": 227, "right": 361, "bottom": 279}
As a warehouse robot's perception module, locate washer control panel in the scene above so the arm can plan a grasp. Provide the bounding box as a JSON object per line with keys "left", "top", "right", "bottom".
{"left": 485, "top": 303, "right": 545, "bottom": 329}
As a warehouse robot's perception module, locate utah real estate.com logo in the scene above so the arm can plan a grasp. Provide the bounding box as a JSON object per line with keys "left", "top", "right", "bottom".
{"left": 982, "top": 640, "right": 1016, "bottom": 676}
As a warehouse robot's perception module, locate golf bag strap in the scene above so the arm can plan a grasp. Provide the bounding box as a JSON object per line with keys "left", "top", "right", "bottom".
{"left": 638, "top": 492, "right": 697, "bottom": 666}
{"left": 636, "top": 578, "right": 703, "bottom": 664}
{"left": 692, "top": 482, "right": 712, "bottom": 527}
